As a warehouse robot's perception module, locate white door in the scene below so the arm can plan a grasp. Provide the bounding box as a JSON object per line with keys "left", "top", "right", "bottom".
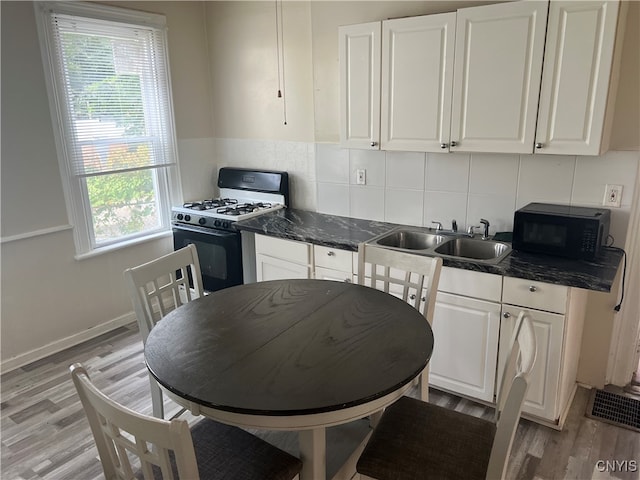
{"left": 339, "top": 22, "right": 381, "bottom": 149}
{"left": 499, "top": 305, "right": 564, "bottom": 421}
{"left": 430, "top": 292, "right": 501, "bottom": 402}
{"left": 380, "top": 13, "right": 456, "bottom": 152}
{"left": 449, "top": 1, "right": 548, "bottom": 153}
{"left": 255, "top": 254, "right": 310, "bottom": 282}
{"left": 535, "top": 1, "right": 622, "bottom": 155}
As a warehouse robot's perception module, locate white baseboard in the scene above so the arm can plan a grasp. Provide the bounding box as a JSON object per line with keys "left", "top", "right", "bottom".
{"left": 0, "top": 312, "right": 137, "bottom": 374}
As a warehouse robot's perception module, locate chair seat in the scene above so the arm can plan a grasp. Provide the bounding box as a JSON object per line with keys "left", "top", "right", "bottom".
{"left": 357, "top": 396, "right": 496, "bottom": 480}
{"left": 190, "top": 419, "right": 302, "bottom": 480}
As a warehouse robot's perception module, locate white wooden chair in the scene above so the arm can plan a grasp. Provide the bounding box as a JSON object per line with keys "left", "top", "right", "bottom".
{"left": 357, "top": 243, "right": 443, "bottom": 401}
{"left": 124, "top": 244, "right": 204, "bottom": 419}
{"left": 70, "top": 363, "right": 302, "bottom": 480}
{"left": 356, "top": 311, "right": 537, "bottom": 480}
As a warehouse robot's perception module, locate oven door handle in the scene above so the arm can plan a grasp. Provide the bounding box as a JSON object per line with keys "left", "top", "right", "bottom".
{"left": 173, "top": 224, "right": 238, "bottom": 238}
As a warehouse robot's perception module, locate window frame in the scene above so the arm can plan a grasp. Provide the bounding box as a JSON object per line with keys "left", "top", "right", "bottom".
{"left": 35, "top": 1, "right": 182, "bottom": 258}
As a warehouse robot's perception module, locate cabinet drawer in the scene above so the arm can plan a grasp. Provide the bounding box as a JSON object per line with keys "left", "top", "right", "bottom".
{"left": 438, "top": 267, "right": 502, "bottom": 302}
{"left": 314, "top": 246, "right": 354, "bottom": 272}
{"left": 314, "top": 266, "right": 353, "bottom": 284}
{"left": 502, "top": 277, "right": 567, "bottom": 314}
{"left": 255, "top": 234, "right": 310, "bottom": 265}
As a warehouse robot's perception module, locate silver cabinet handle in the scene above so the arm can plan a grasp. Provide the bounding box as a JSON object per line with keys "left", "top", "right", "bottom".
{"left": 370, "top": 141, "right": 378, "bottom": 147}
{"left": 529, "top": 285, "right": 537, "bottom": 292}
{"left": 344, "top": 278, "right": 351, "bottom": 283}
{"left": 535, "top": 142, "right": 543, "bottom": 149}
{"left": 503, "top": 312, "right": 511, "bottom": 318}
{"left": 327, "top": 251, "right": 335, "bottom": 256}
{"left": 410, "top": 294, "right": 416, "bottom": 300}
{"left": 450, "top": 141, "right": 458, "bottom": 147}
{"left": 440, "top": 143, "right": 448, "bottom": 149}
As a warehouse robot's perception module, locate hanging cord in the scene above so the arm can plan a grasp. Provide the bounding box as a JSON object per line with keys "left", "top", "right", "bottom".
{"left": 274, "top": 0, "right": 282, "bottom": 98}
{"left": 279, "top": 0, "right": 287, "bottom": 125}
{"left": 605, "top": 235, "right": 626, "bottom": 312}
{"left": 274, "top": 0, "right": 287, "bottom": 125}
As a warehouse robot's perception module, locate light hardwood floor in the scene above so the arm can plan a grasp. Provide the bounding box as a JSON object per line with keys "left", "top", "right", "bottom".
{"left": 1, "top": 323, "right": 638, "bottom": 480}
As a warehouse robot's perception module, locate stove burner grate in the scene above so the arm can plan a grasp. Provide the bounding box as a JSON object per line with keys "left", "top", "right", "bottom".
{"left": 183, "top": 198, "right": 239, "bottom": 210}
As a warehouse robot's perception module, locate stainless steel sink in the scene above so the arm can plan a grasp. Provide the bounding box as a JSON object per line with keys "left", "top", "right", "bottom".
{"left": 373, "top": 229, "right": 447, "bottom": 250}
{"left": 367, "top": 227, "right": 512, "bottom": 264}
{"left": 434, "top": 237, "right": 511, "bottom": 262}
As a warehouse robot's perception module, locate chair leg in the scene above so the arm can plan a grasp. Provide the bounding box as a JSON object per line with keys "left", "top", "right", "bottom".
{"left": 420, "top": 366, "right": 429, "bottom": 402}
{"left": 149, "top": 373, "right": 165, "bottom": 419}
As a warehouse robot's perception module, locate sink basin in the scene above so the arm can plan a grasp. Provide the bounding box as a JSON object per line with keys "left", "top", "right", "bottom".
{"left": 373, "top": 229, "right": 447, "bottom": 250}
{"left": 434, "top": 238, "right": 511, "bottom": 262}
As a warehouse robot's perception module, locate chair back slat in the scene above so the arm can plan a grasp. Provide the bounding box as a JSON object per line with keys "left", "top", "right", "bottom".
{"left": 358, "top": 243, "right": 442, "bottom": 325}
{"left": 125, "top": 245, "right": 203, "bottom": 344}
{"left": 70, "top": 363, "right": 200, "bottom": 480}
{"left": 487, "top": 311, "right": 537, "bottom": 480}
{"left": 357, "top": 243, "right": 442, "bottom": 401}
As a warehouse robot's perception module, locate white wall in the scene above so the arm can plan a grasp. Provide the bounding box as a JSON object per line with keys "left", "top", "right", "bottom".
{"left": 0, "top": 1, "right": 216, "bottom": 369}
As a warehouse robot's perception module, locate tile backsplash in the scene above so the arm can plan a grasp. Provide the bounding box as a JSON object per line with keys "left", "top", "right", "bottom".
{"left": 212, "top": 138, "right": 638, "bottom": 248}
{"left": 316, "top": 144, "right": 639, "bottom": 247}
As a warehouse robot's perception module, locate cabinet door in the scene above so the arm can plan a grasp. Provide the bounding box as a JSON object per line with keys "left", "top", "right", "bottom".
{"left": 535, "top": 1, "right": 623, "bottom": 155}
{"left": 380, "top": 13, "right": 456, "bottom": 152}
{"left": 430, "top": 292, "right": 501, "bottom": 402}
{"left": 499, "top": 305, "right": 564, "bottom": 421}
{"left": 339, "top": 22, "right": 381, "bottom": 149}
{"left": 450, "top": 1, "right": 548, "bottom": 153}
{"left": 256, "top": 253, "right": 310, "bottom": 282}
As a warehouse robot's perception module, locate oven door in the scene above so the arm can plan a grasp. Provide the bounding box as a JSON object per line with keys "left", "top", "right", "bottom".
{"left": 173, "top": 225, "right": 242, "bottom": 292}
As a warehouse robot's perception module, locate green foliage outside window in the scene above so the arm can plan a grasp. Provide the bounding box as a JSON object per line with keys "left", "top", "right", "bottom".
{"left": 86, "top": 145, "right": 159, "bottom": 242}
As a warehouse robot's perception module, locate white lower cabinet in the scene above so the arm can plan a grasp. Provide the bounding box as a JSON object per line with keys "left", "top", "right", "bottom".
{"left": 430, "top": 292, "right": 501, "bottom": 402}
{"left": 313, "top": 246, "right": 353, "bottom": 283}
{"left": 498, "top": 305, "right": 563, "bottom": 421}
{"left": 255, "top": 234, "right": 311, "bottom": 281}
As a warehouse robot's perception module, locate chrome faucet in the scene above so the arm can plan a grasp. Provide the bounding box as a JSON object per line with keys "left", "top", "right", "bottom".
{"left": 451, "top": 219, "right": 458, "bottom": 232}
{"left": 467, "top": 224, "right": 481, "bottom": 236}
{"left": 431, "top": 221, "right": 443, "bottom": 231}
{"left": 480, "top": 218, "right": 490, "bottom": 240}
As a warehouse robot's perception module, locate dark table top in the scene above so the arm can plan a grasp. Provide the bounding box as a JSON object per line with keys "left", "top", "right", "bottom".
{"left": 145, "top": 279, "right": 433, "bottom": 416}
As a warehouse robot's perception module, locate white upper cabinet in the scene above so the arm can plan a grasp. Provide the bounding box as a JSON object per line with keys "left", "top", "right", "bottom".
{"left": 380, "top": 13, "right": 456, "bottom": 152}
{"left": 449, "top": 1, "right": 548, "bottom": 154}
{"left": 535, "top": 1, "right": 627, "bottom": 155}
{"left": 339, "top": 22, "right": 381, "bottom": 149}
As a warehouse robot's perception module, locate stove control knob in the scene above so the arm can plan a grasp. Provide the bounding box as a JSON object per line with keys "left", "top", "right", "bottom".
{"left": 176, "top": 213, "right": 184, "bottom": 220}
{"left": 214, "top": 220, "right": 221, "bottom": 227}
{"left": 199, "top": 217, "right": 207, "bottom": 226}
{"left": 184, "top": 215, "right": 191, "bottom": 222}
{"left": 222, "top": 221, "right": 230, "bottom": 229}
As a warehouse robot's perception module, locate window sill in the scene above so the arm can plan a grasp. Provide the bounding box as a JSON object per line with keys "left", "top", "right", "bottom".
{"left": 74, "top": 230, "right": 173, "bottom": 261}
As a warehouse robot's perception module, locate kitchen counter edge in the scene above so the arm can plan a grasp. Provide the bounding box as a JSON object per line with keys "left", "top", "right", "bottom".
{"left": 234, "top": 208, "right": 622, "bottom": 293}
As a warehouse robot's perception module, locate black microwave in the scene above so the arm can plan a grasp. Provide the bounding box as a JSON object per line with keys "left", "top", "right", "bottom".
{"left": 512, "top": 203, "right": 611, "bottom": 260}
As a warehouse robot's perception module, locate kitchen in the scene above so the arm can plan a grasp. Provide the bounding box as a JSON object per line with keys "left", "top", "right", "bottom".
{"left": 1, "top": 0, "right": 639, "bottom": 477}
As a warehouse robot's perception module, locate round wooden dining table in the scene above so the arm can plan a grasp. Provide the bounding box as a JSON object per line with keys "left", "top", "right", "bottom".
{"left": 145, "top": 279, "right": 434, "bottom": 480}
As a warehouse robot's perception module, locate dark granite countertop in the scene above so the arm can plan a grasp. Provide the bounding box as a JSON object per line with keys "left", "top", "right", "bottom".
{"left": 234, "top": 208, "right": 622, "bottom": 293}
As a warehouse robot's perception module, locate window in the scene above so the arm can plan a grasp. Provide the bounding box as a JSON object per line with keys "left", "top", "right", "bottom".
{"left": 36, "top": 2, "right": 181, "bottom": 257}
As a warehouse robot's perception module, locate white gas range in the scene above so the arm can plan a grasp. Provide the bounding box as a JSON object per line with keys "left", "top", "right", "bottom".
{"left": 172, "top": 168, "right": 289, "bottom": 291}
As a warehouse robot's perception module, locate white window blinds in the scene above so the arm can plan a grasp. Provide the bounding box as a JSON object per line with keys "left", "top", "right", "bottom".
{"left": 47, "top": 11, "right": 175, "bottom": 177}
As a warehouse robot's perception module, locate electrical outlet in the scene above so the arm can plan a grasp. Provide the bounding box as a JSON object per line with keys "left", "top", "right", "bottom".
{"left": 603, "top": 184, "right": 623, "bottom": 207}
{"left": 356, "top": 169, "right": 366, "bottom": 185}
